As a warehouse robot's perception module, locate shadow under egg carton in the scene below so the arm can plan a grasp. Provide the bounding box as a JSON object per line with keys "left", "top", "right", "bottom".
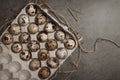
{"left": 0, "top": 2, "right": 78, "bottom": 80}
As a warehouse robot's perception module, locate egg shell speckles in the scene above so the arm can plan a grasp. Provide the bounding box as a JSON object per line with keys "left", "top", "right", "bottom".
{"left": 29, "top": 58, "right": 41, "bottom": 71}
{"left": 18, "top": 14, "right": 30, "bottom": 26}
{"left": 38, "top": 67, "right": 51, "bottom": 79}
{"left": 8, "top": 24, "right": 21, "bottom": 35}
{"left": 2, "top": 33, "right": 13, "bottom": 45}
{"left": 26, "top": 4, "right": 38, "bottom": 16}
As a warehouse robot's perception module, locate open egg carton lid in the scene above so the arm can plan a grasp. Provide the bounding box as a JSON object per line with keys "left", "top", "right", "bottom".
{"left": 0, "top": 2, "right": 78, "bottom": 80}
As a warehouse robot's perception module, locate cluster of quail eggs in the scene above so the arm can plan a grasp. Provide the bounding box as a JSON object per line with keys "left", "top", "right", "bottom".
{"left": 1, "top": 3, "right": 76, "bottom": 79}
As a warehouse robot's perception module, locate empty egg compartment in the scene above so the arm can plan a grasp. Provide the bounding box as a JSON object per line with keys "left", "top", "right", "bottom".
{"left": 0, "top": 3, "right": 78, "bottom": 80}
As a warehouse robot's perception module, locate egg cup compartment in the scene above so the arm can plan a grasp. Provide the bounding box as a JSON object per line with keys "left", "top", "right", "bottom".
{"left": 0, "top": 3, "right": 78, "bottom": 80}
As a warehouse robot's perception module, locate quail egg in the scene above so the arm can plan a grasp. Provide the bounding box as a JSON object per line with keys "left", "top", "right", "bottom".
{"left": 8, "top": 24, "right": 21, "bottom": 35}
{"left": 38, "top": 67, "right": 51, "bottom": 79}
{"left": 27, "top": 40, "right": 40, "bottom": 52}
{"left": 37, "top": 31, "right": 48, "bottom": 42}
{"left": 19, "top": 32, "right": 31, "bottom": 43}
{"left": 2, "top": 33, "right": 13, "bottom": 45}
{"left": 28, "top": 23, "right": 38, "bottom": 34}
{"left": 26, "top": 4, "right": 37, "bottom": 16}
{"left": 47, "top": 57, "right": 59, "bottom": 68}
{"left": 44, "top": 22, "right": 56, "bottom": 33}
{"left": 54, "top": 30, "right": 65, "bottom": 41}
{"left": 56, "top": 48, "right": 68, "bottom": 59}
{"left": 45, "top": 39, "right": 58, "bottom": 51}
{"left": 20, "top": 50, "right": 32, "bottom": 61}
{"left": 35, "top": 13, "right": 47, "bottom": 25}
{"left": 38, "top": 49, "right": 49, "bottom": 61}
{"left": 11, "top": 42, "right": 22, "bottom": 53}
{"left": 29, "top": 58, "right": 41, "bottom": 71}
{"left": 18, "top": 14, "right": 29, "bottom": 26}
{"left": 64, "top": 39, "right": 76, "bottom": 49}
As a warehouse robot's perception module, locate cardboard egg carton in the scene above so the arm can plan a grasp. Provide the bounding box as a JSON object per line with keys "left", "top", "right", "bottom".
{"left": 0, "top": 2, "right": 78, "bottom": 80}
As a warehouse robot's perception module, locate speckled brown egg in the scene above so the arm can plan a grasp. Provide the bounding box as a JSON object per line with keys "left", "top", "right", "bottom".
{"left": 29, "top": 58, "right": 41, "bottom": 71}
{"left": 37, "top": 31, "right": 48, "bottom": 42}
{"left": 44, "top": 22, "right": 56, "bottom": 33}
{"left": 27, "top": 40, "right": 40, "bottom": 52}
{"left": 45, "top": 39, "right": 58, "bottom": 51}
{"left": 64, "top": 39, "right": 76, "bottom": 49}
{"left": 26, "top": 4, "right": 38, "bottom": 16}
{"left": 18, "top": 14, "right": 29, "bottom": 26}
{"left": 8, "top": 24, "right": 21, "bottom": 35}
{"left": 2, "top": 33, "right": 13, "bottom": 45}
{"left": 20, "top": 50, "right": 32, "bottom": 61}
{"left": 38, "top": 67, "right": 51, "bottom": 79}
{"left": 56, "top": 48, "right": 68, "bottom": 59}
{"left": 11, "top": 42, "right": 22, "bottom": 53}
{"left": 35, "top": 13, "right": 47, "bottom": 25}
{"left": 54, "top": 30, "right": 66, "bottom": 41}
{"left": 38, "top": 49, "right": 49, "bottom": 61}
{"left": 19, "top": 32, "right": 31, "bottom": 43}
{"left": 28, "top": 23, "right": 38, "bottom": 34}
{"left": 46, "top": 57, "right": 59, "bottom": 68}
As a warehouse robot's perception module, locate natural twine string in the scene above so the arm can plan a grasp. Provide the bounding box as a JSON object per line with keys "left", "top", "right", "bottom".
{"left": 1, "top": 1, "right": 120, "bottom": 80}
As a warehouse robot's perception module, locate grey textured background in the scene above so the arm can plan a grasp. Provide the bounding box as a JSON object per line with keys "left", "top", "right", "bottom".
{"left": 0, "top": 0, "right": 120, "bottom": 80}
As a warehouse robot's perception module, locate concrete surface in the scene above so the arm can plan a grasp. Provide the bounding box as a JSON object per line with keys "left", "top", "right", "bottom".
{"left": 0, "top": 0, "right": 120, "bottom": 80}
